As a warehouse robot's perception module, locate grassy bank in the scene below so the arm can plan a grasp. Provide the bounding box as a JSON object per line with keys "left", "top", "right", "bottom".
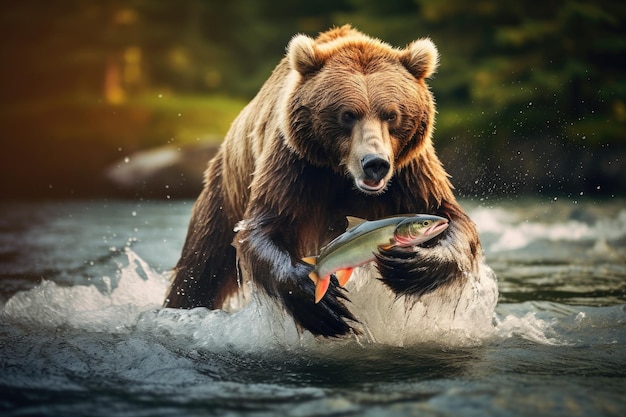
{"left": 1, "top": 94, "right": 246, "bottom": 199}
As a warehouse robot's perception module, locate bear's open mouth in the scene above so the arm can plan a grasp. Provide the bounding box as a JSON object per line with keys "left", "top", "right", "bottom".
{"left": 357, "top": 178, "right": 386, "bottom": 193}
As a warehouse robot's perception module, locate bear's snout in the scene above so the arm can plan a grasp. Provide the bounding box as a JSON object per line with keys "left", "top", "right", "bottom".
{"left": 354, "top": 154, "right": 391, "bottom": 193}
{"left": 361, "top": 154, "right": 390, "bottom": 183}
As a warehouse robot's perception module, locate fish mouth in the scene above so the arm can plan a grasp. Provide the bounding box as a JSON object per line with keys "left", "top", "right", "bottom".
{"left": 424, "top": 220, "right": 449, "bottom": 236}
{"left": 356, "top": 178, "right": 387, "bottom": 194}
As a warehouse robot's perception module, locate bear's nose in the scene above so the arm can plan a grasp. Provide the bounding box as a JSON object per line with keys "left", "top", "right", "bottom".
{"left": 361, "top": 154, "right": 390, "bottom": 182}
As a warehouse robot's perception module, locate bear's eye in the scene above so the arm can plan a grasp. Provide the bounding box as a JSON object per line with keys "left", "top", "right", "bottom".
{"left": 340, "top": 111, "right": 358, "bottom": 126}
{"left": 384, "top": 111, "right": 398, "bottom": 123}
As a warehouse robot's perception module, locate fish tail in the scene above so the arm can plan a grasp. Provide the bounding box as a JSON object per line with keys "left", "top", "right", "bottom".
{"left": 308, "top": 270, "right": 319, "bottom": 285}
{"left": 314, "top": 276, "right": 331, "bottom": 304}
{"left": 305, "top": 258, "right": 329, "bottom": 302}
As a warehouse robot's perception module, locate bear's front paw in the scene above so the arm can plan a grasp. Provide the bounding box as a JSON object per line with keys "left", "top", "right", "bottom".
{"left": 375, "top": 245, "right": 458, "bottom": 297}
{"left": 278, "top": 262, "right": 358, "bottom": 337}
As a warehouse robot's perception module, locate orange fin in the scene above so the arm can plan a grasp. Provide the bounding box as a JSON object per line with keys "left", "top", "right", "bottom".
{"left": 315, "top": 276, "right": 330, "bottom": 303}
{"left": 308, "top": 270, "right": 319, "bottom": 285}
{"left": 334, "top": 268, "right": 354, "bottom": 287}
{"left": 302, "top": 256, "right": 317, "bottom": 265}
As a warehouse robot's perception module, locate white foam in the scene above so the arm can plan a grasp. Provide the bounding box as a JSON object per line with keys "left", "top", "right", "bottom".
{"left": 470, "top": 206, "right": 626, "bottom": 252}
{"left": 339, "top": 262, "right": 500, "bottom": 347}
{"left": 1, "top": 248, "right": 169, "bottom": 332}
{"left": 1, "top": 247, "right": 562, "bottom": 350}
{"left": 0, "top": 248, "right": 316, "bottom": 350}
{"left": 136, "top": 295, "right": 317, "bottom": 353}
{"left": 493, "top": 311, "right": 562, "bottom": 345}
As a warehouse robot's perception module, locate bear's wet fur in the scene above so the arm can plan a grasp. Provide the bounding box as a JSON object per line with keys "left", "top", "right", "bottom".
{"left": 164, "top": 26, "right": 483, "bottom": 337}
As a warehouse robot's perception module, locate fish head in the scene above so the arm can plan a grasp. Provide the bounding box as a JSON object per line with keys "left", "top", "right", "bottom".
{"left": 393, "top": 215, "right": 449, "bottom": 246}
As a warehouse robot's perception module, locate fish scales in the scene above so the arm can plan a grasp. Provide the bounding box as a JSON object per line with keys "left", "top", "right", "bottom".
{"left": 315, "top": 221, "right": 399, "bottom": 278}
{"left": 304, "top": 214, "right": 449, "bottom": 303}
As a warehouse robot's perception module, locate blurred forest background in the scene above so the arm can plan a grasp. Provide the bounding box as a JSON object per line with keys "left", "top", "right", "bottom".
{"left": 0, "top": 0, "right": 624, "bottom": 200}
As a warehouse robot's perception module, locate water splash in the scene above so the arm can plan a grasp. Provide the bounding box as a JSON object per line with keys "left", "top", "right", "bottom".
{"left": 0, "top": 248, "right": 572, "bottom": 351}
{"left": 1, "top": 248, "right": 168, "bottom": 332}
{"left": 493, "top": 311, "right": 561, "bottom": 345}
{"left": 1, "top": 200, "right": 624, "bottom": 417}
{"left": 470, "top": 205, "right": 626, "bottom": 253}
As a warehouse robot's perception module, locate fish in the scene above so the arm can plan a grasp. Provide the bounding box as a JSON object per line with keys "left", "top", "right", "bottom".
{"left": 302, "top": 214, "right": 449, "bottom": 303}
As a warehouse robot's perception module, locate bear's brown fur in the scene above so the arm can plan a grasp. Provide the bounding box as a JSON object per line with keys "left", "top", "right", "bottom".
{"left": 164, "top": 26, "right": 487, "bottom": 337}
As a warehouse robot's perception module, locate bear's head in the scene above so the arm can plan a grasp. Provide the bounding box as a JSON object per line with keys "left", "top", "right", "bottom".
{"left": 280, "top": 25, "right": 439, "bottom": 195}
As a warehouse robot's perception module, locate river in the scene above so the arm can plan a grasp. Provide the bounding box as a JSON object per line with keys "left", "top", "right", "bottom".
{"left": 1, "top": 197, "right": 624, "bottom": 416}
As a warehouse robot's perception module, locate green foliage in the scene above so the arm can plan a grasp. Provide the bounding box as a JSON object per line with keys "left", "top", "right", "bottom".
{"left": 1, "top": 0, "right": 624, "bottom": 197}
{"left": 3, "top": 0, "right": 624, "bottom": 147}
{"left": 339, "top": 0, "right": 626, "bottom": 148}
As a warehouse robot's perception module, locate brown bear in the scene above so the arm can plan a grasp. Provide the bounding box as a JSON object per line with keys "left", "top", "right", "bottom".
{"left": 164, "top": 25, "right": 496, "bottom": 339}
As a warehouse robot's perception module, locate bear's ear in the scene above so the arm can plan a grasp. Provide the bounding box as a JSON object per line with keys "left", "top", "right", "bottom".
{"left": 287, "top": 34, "right": 326, "bottom": 76}
{"left": 400, "top": 38, "right": 439, "bottom": 80}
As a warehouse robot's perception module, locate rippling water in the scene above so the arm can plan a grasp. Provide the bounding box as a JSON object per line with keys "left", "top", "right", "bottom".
{"left": 1, "top": 198, "right": 624, "bottom": 416}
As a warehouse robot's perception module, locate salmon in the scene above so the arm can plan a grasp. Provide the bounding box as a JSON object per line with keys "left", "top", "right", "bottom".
{"left": 303, "top": 214, "right": 449, "bottom": 303}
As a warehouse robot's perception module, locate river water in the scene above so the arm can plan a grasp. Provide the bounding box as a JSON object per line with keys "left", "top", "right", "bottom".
{"left": 0, "top": 198, "right": 624, "bottom": 417}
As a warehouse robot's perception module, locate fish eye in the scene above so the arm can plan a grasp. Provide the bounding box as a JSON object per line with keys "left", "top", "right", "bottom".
{"left": 423, "top": 220, "right": 432, "bottom": 227}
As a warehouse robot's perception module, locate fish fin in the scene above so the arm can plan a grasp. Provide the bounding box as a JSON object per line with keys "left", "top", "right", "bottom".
{"left": 346, "top": 216, "right": 367, "bottom": 231}
{"left": 334, "top": 268, "right": 354, "bottom": 287}
{"left": 378, "top": 243, "right": 395, "bottom": 250}
{"left": 308, "top": 270, "right": 319, "bottom": 285}
{"left": 314, "top": 276, "right": 331, "bottom": 303}
{"left": 302, "top": 256, "right": 318, "bottom": 265}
